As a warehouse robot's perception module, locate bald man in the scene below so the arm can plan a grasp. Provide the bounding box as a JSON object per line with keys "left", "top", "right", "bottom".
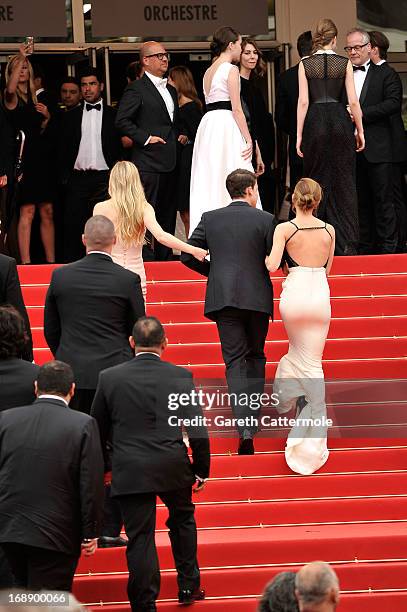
{"left": 44, "top": 215, "right": 145, "bottom": 415}
{"left": 116, "top": 41, "right": 181, "bottom": 261}
{"left": 295, "top": 562, "right": 340, "bottom": 611}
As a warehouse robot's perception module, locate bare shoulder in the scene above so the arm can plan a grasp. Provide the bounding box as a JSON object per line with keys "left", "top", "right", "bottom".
{"left": 326, "top": 223, "right": 335, "bottom": 235}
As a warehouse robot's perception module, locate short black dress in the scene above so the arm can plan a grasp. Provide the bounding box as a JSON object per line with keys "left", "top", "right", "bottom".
{"left": 176, "top": 101, "right": 203, "bottom": 213}
{"left": 8, "top": 97, "right": 56, "bottom": 206}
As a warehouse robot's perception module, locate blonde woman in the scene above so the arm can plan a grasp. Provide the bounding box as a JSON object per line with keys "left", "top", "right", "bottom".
{"left": 266, "top": 178, "right": 335, "bottom": 476}
{"left": 4, "top": 43, "right": 55, "bottom": 264}
{"left": 94, "top": 161, "right": 207, "bottom": 298}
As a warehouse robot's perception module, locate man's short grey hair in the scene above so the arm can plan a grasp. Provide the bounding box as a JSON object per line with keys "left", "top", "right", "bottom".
{"left": 84, "top": 215, "right": 115, "bottom": 249}
{"left": 295, "top": 562, "right": 339, "bottom": 606}
{"left": 346, "top": 28, "right": 370, "bottom": 44}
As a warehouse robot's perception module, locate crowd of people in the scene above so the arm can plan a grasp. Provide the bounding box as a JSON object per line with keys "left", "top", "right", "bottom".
{"left": 0, "top": 16, "right": 406, "bottom": 612}
{"left": 0, "top": 22, "right": 403, "bottom": 265}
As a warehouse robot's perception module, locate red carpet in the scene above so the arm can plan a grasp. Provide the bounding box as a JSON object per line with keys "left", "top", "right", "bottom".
{"left": 20, "top": 254, "right": 407, "bottom": 610}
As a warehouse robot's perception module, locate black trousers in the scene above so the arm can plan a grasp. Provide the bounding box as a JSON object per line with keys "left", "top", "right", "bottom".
{"left": 356, "top": 155, "right": 397, "bottom": 254}
{"left": 63, "top": 170, "right": 109, "bottom": 263}
{"left": 393, "top": 164, "right": 407, "bottom": 252}
{"left": 70, "top": 389, "right": 123, "bottom": 537}
{"left": 118, "top": 487, "right": 200, "bottom": 611}
{"left": 0, "top": 547, "right": 14, "bottom": 588}
{"left": 214, "top": 307, "right": 270, "bottom": 436}
{"left": 1, "top": 543, "right": 78, "bottom": 591}
{"left": 139, "top": 170, "right": 177, "bottom": 261}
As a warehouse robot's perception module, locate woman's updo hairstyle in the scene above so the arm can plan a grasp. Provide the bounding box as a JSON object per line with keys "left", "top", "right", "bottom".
{"left": 312, "top": 18, "right": 338, "bottom": 52}
{"left": 292, "top": 178, "right": 322, "bottom": 212}
{"left": 210, "top": 26, "right": 240, "bottom": 58}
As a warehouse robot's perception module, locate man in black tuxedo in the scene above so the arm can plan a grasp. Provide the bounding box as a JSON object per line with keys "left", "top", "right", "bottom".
{"left": 275, "top": 31, "right": 313, "bottom": 194}
{"left": 0, "top": 253, "right": 33, "bottom": 361}
{"left": 116, "top": 41, "right": 180, "bottom": 261}
{"left": 0, "top": 306, "right": 38, "bottom": 411}
{"left": 346, "top": 28, "right": 400, "bottom": 254}
{"left": 0, "top": 360, "right": 104, "bottom": 591}
{"left": 91, "top": 316, "right": 210, "bottom": 611}
{"left": 44, "top": 215, "right": 145, "bottom": 415}
{"left": 369, "top": 30, "right": 407, "bottom": 252}
{"left": 181, "top": 169, "right": 274, "bottom": 455}
{"left": 58, "top": 68, "right": 122, "bottom": 262}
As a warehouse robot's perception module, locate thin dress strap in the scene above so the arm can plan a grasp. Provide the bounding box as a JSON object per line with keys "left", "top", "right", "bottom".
{"left": 324, "top": 222, "right": 333, "bottom": 240}
{"left": 285, "top": 221, "right": 299, "bottom": 245}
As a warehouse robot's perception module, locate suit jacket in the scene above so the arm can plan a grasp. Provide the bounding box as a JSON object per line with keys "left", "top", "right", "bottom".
{"left": 44, "top": 253, "right": 145, "bottom": 389}
{"left": 275, "top": 64, "right": 299, "bottom": 139}
{"left": 0, "top": 397, "right": 104, "bottom": 554}
{"left": 0, "top": 104, "right": 15, "bottom": 179}
{"left": 378, "top": 63, "right": 407, "bottom": 163}
{"left": 0, "top": 254, "right": 33, "bottom": 361}
{"left": 359, "top": 62, "right": 402, "bottom": 163}
{"left": 115, "top": 73, "right": 179, "bottom": 173}
{"left": 181, "top": 201, "right": 275, "bottom": 320}
{"left": 91, "top": 353, "right": 210, "bottom": 495}
{"left": 0, "top": 358, "right": 39, "bottom": 411}
{"left": 58, "top": 103, "right": 122, "bottom": 184}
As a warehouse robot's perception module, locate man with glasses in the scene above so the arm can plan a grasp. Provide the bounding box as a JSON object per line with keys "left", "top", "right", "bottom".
{"left": 345, "top": 28, "right": 399, "bottom": 254}
{"left": 116, "top": 42, "right": 181, "bottom": 261}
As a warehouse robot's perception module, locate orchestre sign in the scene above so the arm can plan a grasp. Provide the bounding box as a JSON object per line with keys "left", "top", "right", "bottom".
{"left": 0, "top": 0, "right": 67, "bottom": 36}
{"left": 91, "top": 0, "right": 269, "bottom": 37}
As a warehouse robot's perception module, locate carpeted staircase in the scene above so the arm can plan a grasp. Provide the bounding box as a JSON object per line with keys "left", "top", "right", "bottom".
{"left": 20, "top": 255, "right": 407, "bottom": 611}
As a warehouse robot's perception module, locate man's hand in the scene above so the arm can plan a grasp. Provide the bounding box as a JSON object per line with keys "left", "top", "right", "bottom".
{"left": 178, "top": 134, "right": 188, "bottom": 145}
{"left": 149, "top": 136, "right": 166, "bottom": 144}
{"left": 121, "top": 136, "right": 133, "bottom": 149}
{"left": 81, "top": 538, "right": 98, "bottom": 556}
{"left": 0, "top": 175, "right": 7, "bottom": 188}
{"left": 193, "top": 478, "right": 207, "bottom": 493}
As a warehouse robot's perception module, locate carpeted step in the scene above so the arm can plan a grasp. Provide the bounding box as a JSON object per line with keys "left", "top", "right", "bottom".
{"left": 208, "top": 438, "right": 406, "bottom": 454}
{"left": 74, "top": 560, "right": 407, "bottom": 603}
{"left": 29, "top": 315, "right": 407, "bottom": 347}
{"left": 77, "top": 522, "right": 407, "bottom": 573}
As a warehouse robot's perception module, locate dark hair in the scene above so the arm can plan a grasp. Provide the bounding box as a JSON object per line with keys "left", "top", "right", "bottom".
{"left": 60, "top": 76, "right": 80, "bottom": 89}
{"left": 297, "top": 31, "right": 313, "bottom": 58}
{"left": 168, "top": 66, "right": 202, "bottom": 109}
{"left": 312, "top": 18, "right": 338, "bottom": 52}
{"left": 258, "top": 572, "right": 299, "bottom": 612}
{"left": 126, "top": 60, "right": 143, "bottom": 82}
{"left": 226, "top": 168, "right": 257, "bottom": 199}
{"left": 0, "top": 306, "right": 27, "bottom": 359}
{"left": 79, "top": 67, "right": 103, "bottom": 84}
{"left": 132, "top": 316, "right": 166, "bottom": 347}
{"left": 241, "top": 38, "right": 267, "bottom": 78}
{"left": 36, "top": 361, "right": 74, "bottom": 396}
{"left": 210, "top": 26, "right": 240, "bottom": 58}
{"left": 32, "top": 63, "right": 46, "bottom": 86}
{"left": 368, "top": 30, "right": 390, "bottom": 59}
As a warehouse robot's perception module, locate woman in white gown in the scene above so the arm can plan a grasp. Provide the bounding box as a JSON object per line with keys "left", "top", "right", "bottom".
{"left": 189, "top": 26, "right": 260, "bottom": 235}
{"left": 266, "top": 178, "right": 335, "bottom": 475}
{"left": 94, "top": 161, "right": 207, "bottom": 300}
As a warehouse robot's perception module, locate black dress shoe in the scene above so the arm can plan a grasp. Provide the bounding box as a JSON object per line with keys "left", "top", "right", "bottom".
{"left": 238, "top": 437, "right": 254, "bottom": 455}
{"left": 98, "top": 536, "right": 127, "bottom": 548}
{"left": 178, "top": 587, "right": 205, "bottom": 605}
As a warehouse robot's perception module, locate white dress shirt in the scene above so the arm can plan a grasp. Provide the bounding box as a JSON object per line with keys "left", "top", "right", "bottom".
{"left": 74, "top": 99, "right": 109, "bottom": 171}
{"left": 377, "top": 59, "right": 386, "bottom": 66}
{"left": 38, "top": 394, "right": 68, "bottom": 406}
{"left": 87, "top": 250, "right": 113, "bottom": 259}
{"left": 145, "top": 71, "right": 174, "bottom": 121}
{"left": 353, "top": 60, "right": 371, "bottom": 99}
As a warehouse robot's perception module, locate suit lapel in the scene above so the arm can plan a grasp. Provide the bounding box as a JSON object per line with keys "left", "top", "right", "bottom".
{"left": 359, "top": 64, "right": 374, "bottom": 105}
{"left": 142, "top": 74, "right": 173, "bottom": 123}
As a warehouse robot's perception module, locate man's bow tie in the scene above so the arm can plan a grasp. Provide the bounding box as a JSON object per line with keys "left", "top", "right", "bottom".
{"left": 353, "top": 65, "right": 366, "bottom": 72}
{"left": 86, "top": 103, "right": 101, "bottom": 111}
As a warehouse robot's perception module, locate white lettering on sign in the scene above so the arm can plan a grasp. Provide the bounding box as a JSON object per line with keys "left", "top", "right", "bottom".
{"left": 144, "top": 4, "right": 218, "bottom": 21}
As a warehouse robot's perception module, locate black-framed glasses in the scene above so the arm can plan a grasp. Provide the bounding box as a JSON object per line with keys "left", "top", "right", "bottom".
{"left": 344, "top": 43, "right": 368, "bottom": 53}
{"left": 145, "top": 52, "right": 170, "bottom": 61}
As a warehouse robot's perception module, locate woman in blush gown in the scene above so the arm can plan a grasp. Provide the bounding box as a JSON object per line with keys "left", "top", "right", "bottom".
{"left": 94, "top": 161, "right": 207, "bottom": 300}
{"left": 189, "top": 26, "right": 260, "bottom": 235}
{"left": 266, "top": 178, "right": 335, "bottom": 475}
{"left": 297, "top": 18, "right": 364, "bottom": 255}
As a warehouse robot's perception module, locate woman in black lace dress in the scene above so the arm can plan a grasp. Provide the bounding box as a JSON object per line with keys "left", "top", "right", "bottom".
{"left": 297, "top": 19, "right": 365, "bottom": 255}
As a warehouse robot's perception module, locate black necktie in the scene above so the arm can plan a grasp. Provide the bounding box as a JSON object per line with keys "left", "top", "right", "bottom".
{"left": 353, "top": 65, "right": 366, "bottom": 72}
{"left": 86, "top": 103, "right": 101, "bottom": 111}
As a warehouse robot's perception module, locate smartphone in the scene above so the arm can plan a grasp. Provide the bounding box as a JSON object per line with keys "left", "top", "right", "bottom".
{"left": 24, "top": 36, "right": 34, "bottom": 55}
